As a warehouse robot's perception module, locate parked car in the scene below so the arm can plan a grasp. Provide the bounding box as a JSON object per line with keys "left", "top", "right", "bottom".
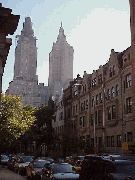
{"left": 41, "top": 163, "right": 79, "bottom": 180}
{"left": 79, "top": 154, "right": 135, "bottom": 180}
{"left": 1, "top": 155, "right": 9, "bottom": 167}
{"left": 44, "top": 157, "right": 54, "bottom": 163}
{"left": 26, "top": 159, "right": 50, "bottom": 180}
{"left": 14, "top": 156, "right": 33, "bottom": 175}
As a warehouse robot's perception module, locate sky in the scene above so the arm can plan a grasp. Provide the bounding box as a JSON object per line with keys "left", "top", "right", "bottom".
{"left": 2, "top": 0, "right": 131, "bottom": 93}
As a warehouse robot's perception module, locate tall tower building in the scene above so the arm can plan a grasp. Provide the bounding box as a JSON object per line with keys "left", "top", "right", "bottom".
{"left": 14, "top": 17, "right": 37, "bottom": 82}
{"left": 49, "top": 23, "right": 74, "bottom": 97}
{"left": 6, "top": 17, "right": 52, "bottom": 107}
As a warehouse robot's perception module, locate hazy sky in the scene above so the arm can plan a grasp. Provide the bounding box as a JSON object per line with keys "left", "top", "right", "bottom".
{"left": 2, "top": 0, "right": 131, "bottom": 93}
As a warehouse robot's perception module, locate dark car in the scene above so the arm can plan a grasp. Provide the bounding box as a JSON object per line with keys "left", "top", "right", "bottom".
{"left": 41, "top": 163, "right": 79, "bottom": 180}
{"left": 79, "top": 154, "right": 135, "bottom": 180}
{"left": 14, "top": 156, "right": 33, "bottom": 175}
{"left": 1, "top": 155, "right": 9, "bottom": 167}
{"left": 26, "top": 159, "right": 50, "bottom": 180}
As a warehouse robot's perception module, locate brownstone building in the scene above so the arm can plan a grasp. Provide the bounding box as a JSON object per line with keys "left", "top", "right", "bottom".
{"left": 58, "top": 47, "right": 133, "bottom": 154}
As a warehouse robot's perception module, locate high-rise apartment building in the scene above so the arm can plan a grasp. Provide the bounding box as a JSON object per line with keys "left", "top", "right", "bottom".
{"left": 6, "top": 17, "right": 52, "bottom": 107}
{"left": 48, "top": 23, "right": 74, "bottom": 97}
{"left": 14, "top": 17, "right": 37, "bottom": 82}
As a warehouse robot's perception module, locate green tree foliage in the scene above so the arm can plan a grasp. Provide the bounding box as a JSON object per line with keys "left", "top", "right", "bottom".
{"left": 32, "top": 106, "right": 55, "bottom": 147}
{"left": 0, "top": 94, "right": 35, "bottom": 151}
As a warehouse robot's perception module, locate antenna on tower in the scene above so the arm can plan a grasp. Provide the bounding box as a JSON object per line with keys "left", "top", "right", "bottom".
{"left": 61, "top": 22, "right": 62, "bottom": 27}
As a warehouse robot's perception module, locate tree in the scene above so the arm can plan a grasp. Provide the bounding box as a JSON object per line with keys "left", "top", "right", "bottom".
{"left": 0, "top": 94, "right": 35, "bottom": 152}
{"left": 31, "top": 105, "right": 55, "bottom": 154}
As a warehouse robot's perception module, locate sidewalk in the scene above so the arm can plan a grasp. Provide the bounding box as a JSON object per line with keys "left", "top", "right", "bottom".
{"left": 0, "top": 167, "right": 26, "bottom": 180}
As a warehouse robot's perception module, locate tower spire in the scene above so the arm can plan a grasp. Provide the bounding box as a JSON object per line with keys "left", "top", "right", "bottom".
{"left": 59, "top": 22, "right": 64, "bottom": 36}
{"left": 21, "top": 17, "right": 34, "bottom": 36}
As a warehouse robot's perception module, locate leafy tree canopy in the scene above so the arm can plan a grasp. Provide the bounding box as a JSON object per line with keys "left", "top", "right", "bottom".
{"left": 0, "top": 94, "right": 36, "bottom": 150}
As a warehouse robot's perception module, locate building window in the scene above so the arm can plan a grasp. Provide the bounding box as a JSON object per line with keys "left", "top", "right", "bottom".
{"left": 107, "top": 136, "right": 110, "bottom": 147}
{"left": 73, "top": 106, "right": 75, "bottom": 115}
{"left": 113, "top": 65, "right": 116, "bottom": 76}
{"left": 95, "top": 111, "right": 97, "bottom": 124}
{"left": 75, "top": 90, "right": 78, "bottom": 96}
{"left": 116, "top": 85, "right": 119, "bottom": 96}
{"left": 68, "top": 108, "right": 70, "bottom": 118}
{"left": 99, "top": 92, "right": 102, "bottom": 103}
{"left": 107, "top": 106, "right": 111, "bottom": 120}
{"left": 126, "top": 73, "right": 131, "bottom": 88}
{"left": 85, "top": 84, "right": 86, "bottom": 92}
{"left": 107, "top": 89, "right": 110, "bottom": 99}
{"left": 92, "top": 96, "right": 95, "bottom": 107}
{"left": 124, "top": 81, "right": 125, "bottom": 93}
{"left": 92, "top": 78, "right": 96, "bottom": 88}
{"left": 99, "top": 137, "right": 102, "bottom": 148}
{"left": 117, "top": 135, "right": 121, "bottom": 147}
{"left": 112, "top": 105, "right": 116, "bottom": 119}
{"left": 61, "top": 112, "right": 63, "bottom": 120}
{"left": 76, "top": 105, "right": 77, "bottom": 113}
{"left": 124, "top": 134, "right": 126, "bottom": 142}
{"left": 98, "top": 74, "right": 103, "bottom": 84}
{"left": 96, "top": 94, "right": 98, "bottom": 105}
{"left": 65, "top": 109, "right": 66, "bottom": 118}
{"left": 110, "top": 67, "right": 113, "bottom": 77}
{"left": 98, "top": 110, "right": 102, "bottom": 123}
{"left": 81, "top": 103, "right": 83, "bottom": 111}
{"left": 111, "top": 87, "right": 115, "bottom": 98}
{"left": 80, "top": 117, "right": 82, "bottom": 126}
{"left": 91, "top": 114, "right": 93, "bottom": 126}
{"left": 126, "top": 97, "right": 132, "bottom": 114}
{"left": 84, "top": 101, "right": 85, "bottom": 110}
{"left": 86, "top": 100, "right": 88, "bottom": 109}
{"left": 82, "top": 116, "right": 85, "bottom": 127}
{"left": 111, "top": 136, "right": 114, "bottom": 147}
{"left": 127, "top": 132, "right": 133, "bottom": 142}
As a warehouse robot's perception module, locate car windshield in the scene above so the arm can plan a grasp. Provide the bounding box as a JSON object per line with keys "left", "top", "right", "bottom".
{"left": 21, "top": 156, "right": 33, "bottom": 162}
{"left": 33, "top": 161, "right": 49, "bottom": 168}
{"left": 1, "top": 156, "right": 9, "bottom": 160}
{"left": 51, "top": 164, "right": 73, "bottom": 174}
{"left": 116, "top": 163, "right": 135, "bottom": 174}
{"left": 38, "top": 157, "right": 46, "bottom": 160}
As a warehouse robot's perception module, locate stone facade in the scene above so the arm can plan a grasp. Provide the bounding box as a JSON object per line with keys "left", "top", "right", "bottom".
{"left": 48, "top": 23, "right": 74, "bottom": 98}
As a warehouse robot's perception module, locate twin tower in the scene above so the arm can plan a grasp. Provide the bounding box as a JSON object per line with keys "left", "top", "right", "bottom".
{"left": 6, "top": 17, "right": 74, "bottom": 107}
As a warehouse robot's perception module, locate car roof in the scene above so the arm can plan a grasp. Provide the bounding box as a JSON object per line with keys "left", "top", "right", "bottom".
{"left": 51, "top": 163, "right": 71, "bottom": 165}
{"left": 84, "top": 154, "right": 135, "bottom": 164}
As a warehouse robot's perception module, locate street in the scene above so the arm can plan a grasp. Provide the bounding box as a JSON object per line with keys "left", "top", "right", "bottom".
{"left": 0, "top": 167, "right": 26, "bottom": 180}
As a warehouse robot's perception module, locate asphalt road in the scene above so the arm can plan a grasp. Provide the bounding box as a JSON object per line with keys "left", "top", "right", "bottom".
{"left": 0, "top": 167, "right": 26, "bottom": 180}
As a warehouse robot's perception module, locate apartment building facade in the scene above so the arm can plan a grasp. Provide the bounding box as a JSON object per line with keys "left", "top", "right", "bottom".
{"left": 52, "top": 46, "right": 134, "bottom": 154}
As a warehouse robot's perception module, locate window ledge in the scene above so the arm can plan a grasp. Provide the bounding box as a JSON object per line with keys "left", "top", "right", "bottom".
{"left": 106, "top": 119, "right": 118, "bottom": 127}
